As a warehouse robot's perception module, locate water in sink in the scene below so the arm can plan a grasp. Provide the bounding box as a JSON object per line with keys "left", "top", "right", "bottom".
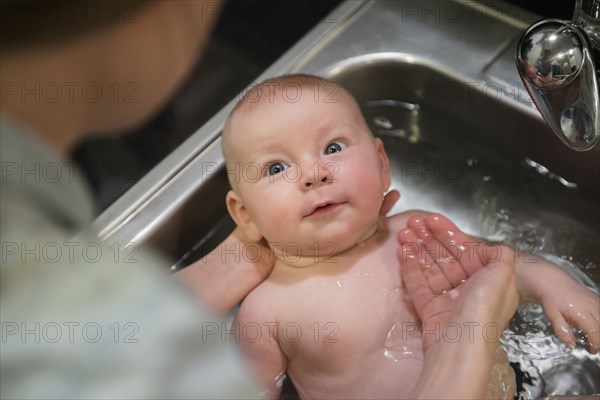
{"left": 362, "top": 99, "right": 600, "bottom": 398}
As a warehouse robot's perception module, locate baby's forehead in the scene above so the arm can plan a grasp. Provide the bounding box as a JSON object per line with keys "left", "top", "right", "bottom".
{"left": 223, "top": 83, "right": 365, "bottom": 155}
{"left": 228, "top": 93, "right": 356, "bottom": 141}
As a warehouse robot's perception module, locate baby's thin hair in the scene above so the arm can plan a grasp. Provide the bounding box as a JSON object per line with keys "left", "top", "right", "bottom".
{"left": 223, "top": 74, "right": 344, "bottom": 166}
{"left": 231, "top": 74, "right": 340, "bottom": 113}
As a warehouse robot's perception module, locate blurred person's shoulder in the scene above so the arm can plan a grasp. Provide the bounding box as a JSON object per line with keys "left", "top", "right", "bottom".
{"left": 0, "top": 116, "right": 260, "bottom": 400}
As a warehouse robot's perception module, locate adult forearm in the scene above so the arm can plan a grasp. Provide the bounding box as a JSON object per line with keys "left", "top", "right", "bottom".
{"left": 409, "top": 322, "right": 497, "bottom": 399}
{"left": 176, "top": 229, "right": 271, "bottom": 315}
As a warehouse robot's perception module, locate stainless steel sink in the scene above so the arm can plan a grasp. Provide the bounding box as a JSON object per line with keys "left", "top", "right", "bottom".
{"left": 92, "top": 0, "right": 600, "bottom": 396}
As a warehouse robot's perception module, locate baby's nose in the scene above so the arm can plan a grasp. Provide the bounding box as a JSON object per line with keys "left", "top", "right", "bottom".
{"left": 302, "top": 162, "right": 332, "bottom": 188}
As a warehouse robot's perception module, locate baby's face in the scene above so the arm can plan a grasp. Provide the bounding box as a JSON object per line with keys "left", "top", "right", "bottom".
{"left": 226, "top": 88, "right": 391, "bottom": 258}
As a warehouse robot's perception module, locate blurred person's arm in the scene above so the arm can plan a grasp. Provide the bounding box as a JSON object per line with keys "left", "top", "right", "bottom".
{"left": 177, "top": 228, "right": 274, "bottom": 316}
{"left": 0, "top": 178, "right": 259, "bottom": 399}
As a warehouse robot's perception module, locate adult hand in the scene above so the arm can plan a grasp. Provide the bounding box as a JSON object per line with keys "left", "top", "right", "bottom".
{"left": 401, "top": 214, "right": 520, "bottom": 399}
{"left": 398, "top": 214, "right": 519, "bottom": 351}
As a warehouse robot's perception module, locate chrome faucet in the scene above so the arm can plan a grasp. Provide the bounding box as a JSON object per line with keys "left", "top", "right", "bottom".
{"left": 516, "top": 0, "right": 599, "bottom": 151}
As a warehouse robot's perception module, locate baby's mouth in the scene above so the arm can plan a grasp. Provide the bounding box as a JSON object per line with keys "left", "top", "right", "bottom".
{"left": 306, "top": 201, "right": 345, "bottom": 217}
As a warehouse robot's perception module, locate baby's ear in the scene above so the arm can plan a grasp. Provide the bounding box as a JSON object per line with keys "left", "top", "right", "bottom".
{"left": 226, "top": 190, "right": 262, "bottom": 242}
{"left": 374, "top": 138, "right": 392, "bottom": 190}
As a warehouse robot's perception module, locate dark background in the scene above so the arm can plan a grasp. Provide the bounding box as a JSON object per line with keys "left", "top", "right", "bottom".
{"left": 72, "top": 0, "right": 577, "bottom": 213}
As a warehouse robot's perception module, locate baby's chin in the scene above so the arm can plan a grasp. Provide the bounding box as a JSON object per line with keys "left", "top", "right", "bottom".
{"left": 270, "top": 222, "right": 381, "bottom": 260}
{"left": 325, "top": 218, "right": 382, "bottom": 249}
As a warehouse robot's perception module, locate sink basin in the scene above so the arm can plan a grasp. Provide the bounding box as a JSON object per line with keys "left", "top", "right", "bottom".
{"left": 92, "top": 0, "right": 599, "bottom": 396}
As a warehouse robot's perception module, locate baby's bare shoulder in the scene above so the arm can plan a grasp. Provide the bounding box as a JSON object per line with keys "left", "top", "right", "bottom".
{"left": 385, "top": 209, "right": 432, "bottom": 231}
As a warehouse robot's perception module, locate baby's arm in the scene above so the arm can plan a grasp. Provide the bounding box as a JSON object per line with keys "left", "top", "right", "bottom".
{"left": 514, "top": 255, "right": 600, "bottom": 353}
{"left": 234, "top": 290, "right": 287, "bottom": 399}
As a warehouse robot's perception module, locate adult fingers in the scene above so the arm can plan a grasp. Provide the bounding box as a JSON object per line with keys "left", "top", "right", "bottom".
{"left": 424, "top": 214, "right": 487, "bottom": 276}
{"left": 398, "top": 226, "right": 453, "bottom": 297}
{"left": 407, "top": 215, "right": 468, "bottom": 288}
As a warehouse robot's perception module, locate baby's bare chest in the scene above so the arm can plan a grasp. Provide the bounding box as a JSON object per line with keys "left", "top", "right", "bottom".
{"left": 271, "top": 252, "right": 422, "bottom": 366}
{"left": 265, "top": 252, "right": 424, "bottom": 397}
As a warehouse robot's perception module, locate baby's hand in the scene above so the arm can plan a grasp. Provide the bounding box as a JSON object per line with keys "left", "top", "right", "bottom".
{"left": 380, "top": 189, "right": 400, "bottom": 216}
{"left": 535, "top": 269, "right": 600, "bottom": 353}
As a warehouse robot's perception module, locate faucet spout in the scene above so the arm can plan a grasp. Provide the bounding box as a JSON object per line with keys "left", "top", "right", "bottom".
{"left": 516, "top": 6, "right": 599, "bottom": 151}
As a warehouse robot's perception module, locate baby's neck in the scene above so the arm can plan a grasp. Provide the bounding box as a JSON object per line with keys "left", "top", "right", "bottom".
{"left": 270, "top": 217, "right": 385, "bottom": 269}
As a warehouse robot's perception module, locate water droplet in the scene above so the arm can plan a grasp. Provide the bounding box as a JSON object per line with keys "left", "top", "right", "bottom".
{"left": 384, "top": 322, "right": 421, "bottom": 362}
{"left": 384, "top": 324, "right": 399, "bottom": 360}
{"left": 437, "top": 256, "right": 455, "bottom": 264}
{"left": 390, "top": 286, "right": 402, "bottom": 300}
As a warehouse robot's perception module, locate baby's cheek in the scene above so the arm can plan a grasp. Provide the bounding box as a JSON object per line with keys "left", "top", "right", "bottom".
{"left": 256, "top": 205, "right": 296, "bottom": 240}
{"left": 352, "top": 168, "right": 386, "bottom": 201}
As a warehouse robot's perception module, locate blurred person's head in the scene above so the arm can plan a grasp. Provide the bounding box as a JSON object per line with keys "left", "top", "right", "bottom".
{"left": 1, "top": 0, "right": 222, "bottom": 154}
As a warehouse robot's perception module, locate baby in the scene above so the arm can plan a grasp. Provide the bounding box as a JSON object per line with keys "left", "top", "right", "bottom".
{"left": 221, "top": 74, "right": 600, "bottom": 399}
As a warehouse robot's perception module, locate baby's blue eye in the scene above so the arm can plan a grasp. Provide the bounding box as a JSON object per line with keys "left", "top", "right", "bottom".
{"left": 267, "top": 162, "right": 287, "bottom": 176}
{"left": 325, "top": 141, "right": 347, "bottom": 154}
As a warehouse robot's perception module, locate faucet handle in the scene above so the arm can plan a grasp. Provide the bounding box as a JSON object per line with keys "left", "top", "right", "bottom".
{"left": 516, "top": 19, "right": 599, "bottom": 151}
